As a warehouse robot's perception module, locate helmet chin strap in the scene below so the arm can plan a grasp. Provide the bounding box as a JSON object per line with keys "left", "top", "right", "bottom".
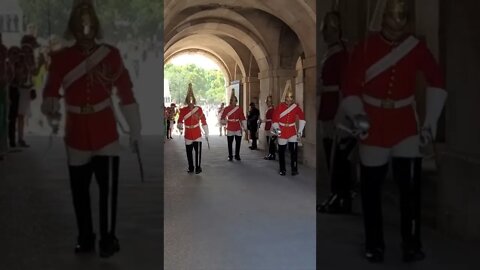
{"left": 83, "top": 25, "right": 91, "bottom": 35}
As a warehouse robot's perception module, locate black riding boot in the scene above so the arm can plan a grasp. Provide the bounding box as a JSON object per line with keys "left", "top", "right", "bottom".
{"left": 69, "top": 162, "right": 95, "bottom": 253}
{"left": 93, "top": 156, "right": 120, "bottom": 258}
{"left": 186, "top": 144, "right": 194, "bottom": 172}
{"left": 278, "top": 144, "right": 287, "bottom": 175}
{"left": 360, "top": 163, "right": 389, "bottom": 263}
{"left": 194, "top": 142, "right": 202, "bottom": 174}
{"left": 288, "top": 142, "right": 298, "bottom": 175}
{"left": 234, "top": 135, "right": 242, "bottom": 160}
{"left": 392, "top": 157, "right": 425, "bottom": 262}
{"left": 227, "top": 135, "right": 234, "bottom": 161}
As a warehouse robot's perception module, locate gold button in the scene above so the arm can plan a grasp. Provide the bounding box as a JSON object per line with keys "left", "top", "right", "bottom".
{"left": 387, "top": 91, "right": 392, "bottom": 95}
{"left": 392, "top": 69, "right": 396, "bottom": 73}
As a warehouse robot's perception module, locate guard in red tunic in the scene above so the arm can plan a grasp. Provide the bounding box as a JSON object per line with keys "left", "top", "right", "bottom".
{"left": 263, "top": 95, "right": 276, "bottom": 160}
{"left": 220, "top": 90, "right": 247, "bottom": 161}
{"left": 341, "top": 0, "right": 447, "bottom": 263}
{"left": 317, "top": 11, "right": 357, "bottom": 214}
{"left": 177, "top": 83, "right": 208, "bottom": 174}
{"left": 272, "top": 80, "right": 306, "bottom": 176}
{"left": 41, "top": 0, "right": 141, "bottom": 258}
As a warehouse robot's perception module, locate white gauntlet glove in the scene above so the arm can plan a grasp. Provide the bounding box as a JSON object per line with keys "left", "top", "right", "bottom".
{"left": 202, "top": 125, "right": 209, "bottom": 139}
{"left": 120, "top": 103, "right": 142, "bottom": 153}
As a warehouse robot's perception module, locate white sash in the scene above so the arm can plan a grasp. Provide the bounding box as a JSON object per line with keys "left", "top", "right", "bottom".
{"left": 321, "top": 44, "right": 344, "bottom": 66}
{"left": 365, "top": 36, "right": 419, "bottom": 83}
{"left": 280, "top": 103, "right": 297, "bottom": 119}
{"left": 184, "top": 106, "right": 199, "bottom": 121}
{"left": 62, "top": 45, "right": 111, "bottom": 90}
{"left": 226, "top": 106, "right": 239, "bottom": 119}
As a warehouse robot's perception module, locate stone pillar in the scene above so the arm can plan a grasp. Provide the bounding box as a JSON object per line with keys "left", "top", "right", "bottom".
{"left": 302, "top": 56, "right": 316, "bottom": 168}
{"left": 436, "top": 0, "right": 480, "bottom": 240}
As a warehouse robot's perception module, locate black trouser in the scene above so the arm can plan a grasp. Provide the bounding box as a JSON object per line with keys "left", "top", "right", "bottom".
{"left": 8, "top": 86, "right": 19, "bottom": 146}
{"left": 68, "top": 156, "right": 120, "bottom": 242}
{"left": 278, "top": 142, "right": 298, "bottom": 172}
{"left": 166, "top": 120, "right": 171, "bottom": 138}
{"left": 227, "top": 135, "right": 242, "bottom": 158}
{"left": 186, "top": 142, "right": 202, "bottom": 170}
{"left": 249, "top": 129, "right": 257, "bottom": 148}
{"left": 329, "top": 137, "right": 357, "bottom": 200}
{"left": 360, "top": 157, "right": 422, "bottom": 250}
{"left": 266, "top": 136, "right": 277, "bottom": 157}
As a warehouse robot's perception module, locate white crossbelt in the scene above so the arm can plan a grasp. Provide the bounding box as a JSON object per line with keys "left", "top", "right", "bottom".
{"left": 185, "top": 123, "right": 200, "bottom": 129}
{"left": 227, "top": 119, "right": 238, "bottom": 122}
{"left": 362, "top": 94, "right": 414, "bottom": 109}
{"left": 265, "top": 119, "right": 272, "bottom": 122}
{"left": 66, "top": 99, "right": 111, "bottom": 114}
{"left": 279, "top": 122, "right": 296, "bottom": 127}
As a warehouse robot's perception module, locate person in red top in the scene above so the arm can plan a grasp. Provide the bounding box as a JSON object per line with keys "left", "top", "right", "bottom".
{"left": 272, "top": 80, "right": 306, "bottom": 176}
{"left": 341, "top": 0, "right": 447, "bottom": 263}
{"left": 263, "top": 95, "right": 276, "bottom": 160}
{"left": 41, "top": 0, "right": 141, "bottom": 258}
{"left": 317, "top": 11, "right": 357, "bottom": 214}
{"left": 220, "top": 90, "right": 247, "bottom": 161}
{"left": 177, "top": 83, "right": 208, "bottom": 174}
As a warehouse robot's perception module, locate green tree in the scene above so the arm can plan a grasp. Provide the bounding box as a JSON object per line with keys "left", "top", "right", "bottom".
{"left": 164, "top": 63, "right": 226, "bottom": 105}
{"left": 19, "top": 0, "right": 163, "bottom": 42}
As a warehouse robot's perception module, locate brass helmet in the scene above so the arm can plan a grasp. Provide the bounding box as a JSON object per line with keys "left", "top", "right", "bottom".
{"left": 65, "top": 0, "right": 102, "bottom": 40}
{"left": 184, "top": 83, "right": 196, "bottom": 105}
{"left": 281, "top": 80, "right": 294, "bottom": 104}
{"left": 370, "top": 0, "right": 409, "bottom": 33}
{"left": 321, "top": 11, "right": 342, "bottom": 45}
{"left": 229, "top": 89, "right": 238, "bottom": 105}
{"left": 265, "top": 95, "right": 273, "bottom": 107}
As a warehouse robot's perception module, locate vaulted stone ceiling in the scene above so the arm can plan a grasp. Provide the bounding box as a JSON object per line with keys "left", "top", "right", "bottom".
{"left": 164, "top": 0, "right": 315, "bottom": 84}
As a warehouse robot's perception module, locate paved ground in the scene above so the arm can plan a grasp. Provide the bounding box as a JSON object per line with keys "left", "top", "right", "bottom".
{"left": 0, "top": 135, "right": 163, "bottom": 270}
{"left": 316, "top": 161, "right": 480, "bottom": 270}
{"left": 164, "top": 130, "right": 316, "bottom": 270}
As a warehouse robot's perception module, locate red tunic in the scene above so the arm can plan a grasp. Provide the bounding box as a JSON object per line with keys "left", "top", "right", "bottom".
{"left": 264, "top": 106, "right": 274, "bottom": 131}
{"left": 272, "top": 103, "right": 305, "bottom": 139}
{"left": 221, "top": 105, "right": 246, "bottom": 131}
{"left": 342, "top": 33, "right": 445, "bottom": 147}
{"left": 177, "top": 105, "right": 207, "bottom": 141}
{"left": 318, "top": 44, "right": 349, "bottom": 121}
{"left": 43, "top": 44, "right": 136, "bottom": 151}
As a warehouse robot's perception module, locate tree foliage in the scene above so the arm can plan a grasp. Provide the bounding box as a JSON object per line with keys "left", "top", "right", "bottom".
{"left": 19, "top": 0, "right": 163, "bottom": 42}
{"left": 164, "top": 63, "right": 226, "bottom": 105}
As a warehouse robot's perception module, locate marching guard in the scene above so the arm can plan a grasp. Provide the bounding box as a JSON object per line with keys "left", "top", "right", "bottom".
{"left": 41, "top": 0, "right": 142, "bottom": 258}
{"left": 317, "top": 11, "right": 356, "bottom": 214}
{"left": 220, "top": 90, "right": 247, "bottom": 161}
{"left": 263, "top": 95, "right": 276, "bottom": 160}
{"left": 272, "top": 80, "right": 306, "bottom": 176}
{"left": 177, "top": 83, "right": 208, "bottom": 174}
{"left": 341, "top": 0, "right": 447, "bottom": 262}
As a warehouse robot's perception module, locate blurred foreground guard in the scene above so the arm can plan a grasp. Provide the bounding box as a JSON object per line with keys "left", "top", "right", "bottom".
{"left": 317, "top": 10, "right": 356, "bottom": 214}
{"left": 177, "top": 83, "right": 208, "bottom": 174}
{"left": 341, "top": 0, "right": 447, "bottom": 263}
{"left": 272, "top": 80, "right": 306, "bottom": 176}
{"left": 41, "top": 0, "right": 141, "bottom": 258}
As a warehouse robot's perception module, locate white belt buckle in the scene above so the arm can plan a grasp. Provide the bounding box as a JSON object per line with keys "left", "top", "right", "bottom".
{"left": 381, "top": 98, "right": 395, "bottom": 109}
{"left": 80, "top": 104, "right": 94, "bottom": 114}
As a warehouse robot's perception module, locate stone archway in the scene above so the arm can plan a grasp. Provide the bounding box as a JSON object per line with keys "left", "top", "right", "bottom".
{"left": 164, "top": 0, "right": 317, "bottom": 166}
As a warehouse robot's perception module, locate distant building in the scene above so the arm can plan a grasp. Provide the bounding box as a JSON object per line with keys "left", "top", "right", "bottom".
{"left": 164, "top": 79, "right": 171, "bottom": 106}
{"left": 0, "top": 0, "right": 24, "bottom": 46}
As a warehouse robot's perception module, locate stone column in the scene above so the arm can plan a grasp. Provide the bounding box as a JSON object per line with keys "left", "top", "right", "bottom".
{"left": 301, "top": 56, "right": 316, "bottom": 168}
{"left": 436, "top": 0, "right": 480, "bottom": 240}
